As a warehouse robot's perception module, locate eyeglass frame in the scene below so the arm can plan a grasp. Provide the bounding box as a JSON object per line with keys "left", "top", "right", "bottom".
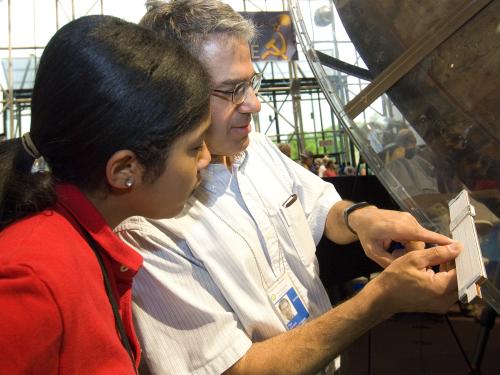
{"left": 211, "top": 73, "right": 262, "bottom": 105}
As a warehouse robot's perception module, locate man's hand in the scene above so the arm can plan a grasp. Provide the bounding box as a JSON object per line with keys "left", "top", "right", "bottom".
{"left": 224, "top": 243, "right": 462, "bottom": 375}
{"left": 362, "top": 242, "right": 462, "bottom": 317}
{"left": 349, "top": 207, "right": 453, "bottom": 267}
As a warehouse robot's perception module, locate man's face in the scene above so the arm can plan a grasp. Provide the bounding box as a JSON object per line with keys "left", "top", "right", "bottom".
{"left": 200, "top": 36, "right": 261, "bottom": 157}
{"left": 279, "top": 298, "right": 295, "bottom": 320}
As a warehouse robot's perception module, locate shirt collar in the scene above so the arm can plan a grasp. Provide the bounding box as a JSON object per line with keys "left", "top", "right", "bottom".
{"left": 55, "top": 184, "right": 142, "bottom": 272}
{"left": 200, "top": 150, "right": 249, "bottom": 194}
{"left": 231, "top": 150, "right": 248, "bottom": 168}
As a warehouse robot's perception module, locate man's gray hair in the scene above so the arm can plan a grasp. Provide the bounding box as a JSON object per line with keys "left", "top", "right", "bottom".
{"left": 142, "top": 0, "right": 255, "bottom": 56}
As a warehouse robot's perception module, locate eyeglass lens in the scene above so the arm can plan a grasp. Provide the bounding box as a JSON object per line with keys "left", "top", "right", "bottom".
{"left": 234, "top": 74, "right": 262, "bottom": 104}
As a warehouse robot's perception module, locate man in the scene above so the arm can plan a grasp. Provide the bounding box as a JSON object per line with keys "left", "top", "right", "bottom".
{"left": 387, "top": 128, "right": 439, "bottom": 197}
{"left": 278, "top": 297, "right": 296, "bottom": 322}
{"left": 395, "top": 128, "right": 418, "bottom": 159}
{"left": 300, "top": 149, "right": 319, "bottom": 175}
{"left": 116, "top": 1, "right": 461, "bottom": 373}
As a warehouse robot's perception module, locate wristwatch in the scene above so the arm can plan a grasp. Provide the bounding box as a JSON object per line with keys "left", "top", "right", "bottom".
{"left": 343, "top": 202, "right": 371, "bottom": 235}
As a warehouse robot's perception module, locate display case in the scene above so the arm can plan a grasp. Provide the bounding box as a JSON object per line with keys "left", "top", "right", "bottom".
{"left": 289, "top": 0, "right": 499, "bottom": 312}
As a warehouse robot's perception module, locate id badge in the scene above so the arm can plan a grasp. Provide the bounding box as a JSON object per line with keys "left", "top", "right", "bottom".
{"left": 267, "top": 273, "right": 310, "bottom": 330}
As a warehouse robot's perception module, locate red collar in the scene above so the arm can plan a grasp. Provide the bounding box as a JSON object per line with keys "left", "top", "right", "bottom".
{"left": 55, "top": 184, "right": 142, "bottom": 273}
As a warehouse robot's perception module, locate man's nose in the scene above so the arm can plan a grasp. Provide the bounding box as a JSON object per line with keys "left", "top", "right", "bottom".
{"left": 239, "top": 87, "right": 261, "bottom": 113}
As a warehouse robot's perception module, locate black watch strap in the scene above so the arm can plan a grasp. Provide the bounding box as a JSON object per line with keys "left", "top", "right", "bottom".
{"left": 343, "top": 202, "right": 371, "bottom": 235}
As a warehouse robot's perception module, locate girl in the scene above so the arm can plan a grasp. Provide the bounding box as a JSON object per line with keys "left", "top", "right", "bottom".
{"left": 0, "top": 15, "right": 211, "bottom": 374}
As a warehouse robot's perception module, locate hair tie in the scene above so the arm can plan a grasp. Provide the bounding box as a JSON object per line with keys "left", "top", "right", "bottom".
{"left": 21, "top": 132, "right": 41, "bottom": 159}
{"left": 21, "top": 133, "right": 50, "bottom": 173}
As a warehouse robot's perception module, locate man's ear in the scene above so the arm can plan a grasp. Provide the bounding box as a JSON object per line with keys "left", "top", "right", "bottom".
{"left": 105, "top": 150, "right": 143, "bottom": 190}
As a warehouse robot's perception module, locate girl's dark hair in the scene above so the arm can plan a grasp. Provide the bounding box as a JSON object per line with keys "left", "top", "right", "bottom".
{"left": 0, "top": 15, "right": 211, "bottom": 230}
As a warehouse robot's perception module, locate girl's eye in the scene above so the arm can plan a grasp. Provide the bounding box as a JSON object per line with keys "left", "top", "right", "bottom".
{"left": 192, "top": 144, "right": 204, "bottom": 153}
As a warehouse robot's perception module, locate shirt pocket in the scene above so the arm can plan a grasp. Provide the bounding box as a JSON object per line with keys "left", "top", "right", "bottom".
{"left": 279, "top": 198, "right": 317, "bottom": 266}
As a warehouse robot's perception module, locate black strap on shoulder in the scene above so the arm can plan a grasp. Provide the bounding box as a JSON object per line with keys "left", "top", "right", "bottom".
{"left": 69, "top": 214, "right": 138, "bottom": 374}
{"left": 83, "top": 230, "right": 137, "bottom": 372}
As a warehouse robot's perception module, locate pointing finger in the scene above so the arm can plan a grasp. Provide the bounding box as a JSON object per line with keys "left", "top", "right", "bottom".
{"left": 410, "top": 227, "right": 453, "bottom": 246}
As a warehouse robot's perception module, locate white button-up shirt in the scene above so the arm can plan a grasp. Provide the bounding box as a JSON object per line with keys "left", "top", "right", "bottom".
{"left": 116, "top": 132, "right": 341, "bottom": 374}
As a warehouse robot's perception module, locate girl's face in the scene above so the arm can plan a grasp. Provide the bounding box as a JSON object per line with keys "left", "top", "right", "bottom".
{"left": 137, "top": 117, "right": 211, "bottom": 219}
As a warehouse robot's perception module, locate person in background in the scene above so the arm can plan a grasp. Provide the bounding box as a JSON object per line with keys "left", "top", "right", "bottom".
{"left": 387, "top": 128, "right": 439, "bottom": 197}
{"left": 344, "top": 162, "right": 356, "bottom": 175}
{"left": 317, "top": 158, "right": 327, "bottom": 177}
{"left": 386, "top": 128, "right": 417, "bottom": 163}
{"left": 277, "top": 142, "right": 292, "bottom": 158}
{"left": 357, "top": 156, "right": 368, "bottom": 176}
{"left": 0, "top": 15, "right": 211, "bottom": 374}
{"left": 300, "top": 149, "right": 319, "bottom": 175}
{"left": 117, "top": 1, "right": 462, "bottom": 374}
{"left": 323, "top": 160, "right": 338, "bottom": 177}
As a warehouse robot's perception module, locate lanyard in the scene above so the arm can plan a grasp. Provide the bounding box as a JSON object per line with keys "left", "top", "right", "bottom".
{"left": 67, "top": 212, "right": 138, "bottom": 374}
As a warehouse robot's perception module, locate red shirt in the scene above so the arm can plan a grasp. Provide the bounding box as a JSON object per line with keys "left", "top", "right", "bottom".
{"left": 323, "top": 169, "right": 337, "bottom": 177}
{"left": 0, "top": 184, "right": 142, "bottom": 374}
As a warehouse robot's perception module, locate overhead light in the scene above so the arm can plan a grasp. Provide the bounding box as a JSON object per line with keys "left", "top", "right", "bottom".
{"left": 314, "top": 5, "right": 333, "bottom": 27}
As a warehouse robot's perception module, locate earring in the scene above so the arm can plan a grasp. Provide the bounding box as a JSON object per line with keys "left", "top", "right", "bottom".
{"left": 124, "top": 177, "right": 134, "bottom": 188}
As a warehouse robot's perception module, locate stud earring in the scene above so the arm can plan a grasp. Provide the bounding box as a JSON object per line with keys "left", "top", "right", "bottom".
{"left": 124, "top": 177, "right": 134, "bottom": 188}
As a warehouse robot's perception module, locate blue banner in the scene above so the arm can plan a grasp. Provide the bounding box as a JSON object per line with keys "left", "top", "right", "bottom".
{"left": 242, "top": 12, "right": 298, "bottom": 61}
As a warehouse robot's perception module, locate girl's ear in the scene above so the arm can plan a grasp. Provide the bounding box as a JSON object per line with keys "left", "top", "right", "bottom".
{"left": 105, "top": 150, "right": 143, "bottom": 190}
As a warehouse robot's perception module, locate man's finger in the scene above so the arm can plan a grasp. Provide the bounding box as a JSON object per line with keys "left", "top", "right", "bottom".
{"left": 402, "top": 240, "right": 425, "bottom": 251}
{"left": 435, "top": 269, "right": 458, "bottom": 293}
{"left": 365, "top": 242, "right": 395, "bottom": 268}
{"left": 411, "top": 228, "right": 453, "bottom": 246}
{"left": 409, "top": 242, "right": 462, "bottom": 269}
{"left": 389, "top": 224, "right": 452, "bottom": 246}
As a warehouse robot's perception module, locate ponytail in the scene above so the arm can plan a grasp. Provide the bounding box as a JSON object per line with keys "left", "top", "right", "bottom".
{"left": 0, "top": 138, "right": 56, "bottom": 231}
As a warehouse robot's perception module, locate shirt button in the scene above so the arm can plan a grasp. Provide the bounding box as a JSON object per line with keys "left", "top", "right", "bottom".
{"left": 120, "top": 265, "right": 129, "bottom": 272}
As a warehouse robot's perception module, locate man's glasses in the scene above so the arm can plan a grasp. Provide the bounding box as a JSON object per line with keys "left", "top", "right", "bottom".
{"left": 212, "top": 73, "right": 262, "bottom": 105}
